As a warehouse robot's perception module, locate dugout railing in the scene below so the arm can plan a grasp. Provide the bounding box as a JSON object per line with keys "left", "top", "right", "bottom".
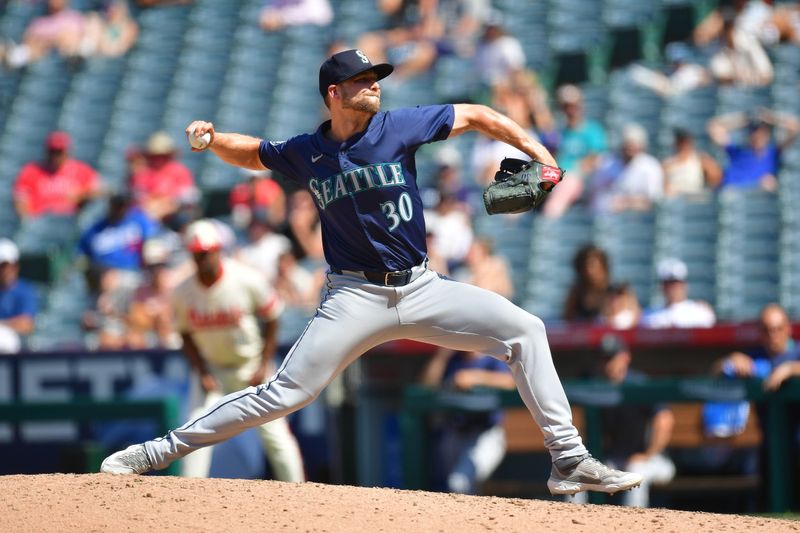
{"left": 400, "top": 378, "right": 800, "bottom": 513}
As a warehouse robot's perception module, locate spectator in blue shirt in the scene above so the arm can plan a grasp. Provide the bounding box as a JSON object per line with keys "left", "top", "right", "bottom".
{"left": 78, "top": 193, "right": 158, "bottom": 350}
{"left": 0, "top": 239, "right": 38, "bottom": 353}
{"left": 707, "top": 109, "right": 799, "bottom": 190}
{"left": 78, "top": 192, "right": 158, "bottom": 272}
{"left": 419, "top": 348, "right": 516, "bottom": 495}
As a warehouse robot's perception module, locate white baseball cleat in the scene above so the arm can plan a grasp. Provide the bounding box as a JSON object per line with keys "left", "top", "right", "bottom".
{"left": 100, "top": 444, "right": 152, "bottom": 475}
{"left": 547, "top": 454, "right": 643, "bottom": 495}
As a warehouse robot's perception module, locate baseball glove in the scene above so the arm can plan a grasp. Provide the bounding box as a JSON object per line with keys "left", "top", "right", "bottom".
{"left": 483, "top": 158, "right": 565, "bottom": 215}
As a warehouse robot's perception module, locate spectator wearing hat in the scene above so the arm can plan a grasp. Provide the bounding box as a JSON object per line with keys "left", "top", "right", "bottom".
{"left": 13, "top": 130, "right": 101, "bottom": 219}
{"left": 544, "top": 84, "right": 608, "bottom": 217}
{"left": 572, "top": 334, "right": 675, "bottom": 508}
{"left": 473, "top": 12, "right": 527, "bottom": 88}
{"left": 641, "top": 258, "right": 716, "bottom": 329}
{"left": 0, "top": 239, "right": 38, "bottom": 353}
{"left": 587, "top": 123, "right": 664, "bottom": 214}
{"left": 229, "top": 169, "right": 286, "bottom": 230}
{"left": 126, "top": 239, "right": 180, "bottom": 349}
{"left": 708, "top": 109, "right": 800, "bottom": 191}
{"left": 131, "top": 131, "right": 198, "bottom": 221}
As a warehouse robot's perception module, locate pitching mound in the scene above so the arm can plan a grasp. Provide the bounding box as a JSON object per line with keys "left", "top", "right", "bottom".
{"left": 1, "top": 474, "right": 797, "bottom": 532}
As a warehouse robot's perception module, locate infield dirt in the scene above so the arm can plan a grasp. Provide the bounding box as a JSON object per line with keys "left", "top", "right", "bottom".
{"left": 1, "top": 473, "right": 797, "bottom": 532}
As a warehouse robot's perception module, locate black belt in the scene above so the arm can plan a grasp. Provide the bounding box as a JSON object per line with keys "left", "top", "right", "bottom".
{"left": 331, "top": 267, "right": 414, "bottom": 286}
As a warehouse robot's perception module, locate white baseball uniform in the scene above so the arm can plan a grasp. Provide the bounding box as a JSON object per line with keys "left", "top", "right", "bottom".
{"left": 172, "top": 257, "right": 305, "bottom": 481}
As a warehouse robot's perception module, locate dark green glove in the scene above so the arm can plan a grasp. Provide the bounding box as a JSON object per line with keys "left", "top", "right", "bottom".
{"left": 483, "top": 158, "right": 565, "bottom": 215}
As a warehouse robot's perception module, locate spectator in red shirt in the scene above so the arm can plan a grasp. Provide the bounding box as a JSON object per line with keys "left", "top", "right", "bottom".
{"left": 131, "top": 131, "right": 198, "bottom": 221}
{"left": 13, "top": 131, "right": 101, "bottom": 219}
{"left": 229, "top": 169, "right": 286, "bottom": 230}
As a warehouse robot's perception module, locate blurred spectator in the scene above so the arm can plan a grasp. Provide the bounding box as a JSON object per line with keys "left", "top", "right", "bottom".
{"left": 587, "top": 123, "right": 664, "bottom": 214}
{"left": 641, "top": 258, "right": 716, "bottom": 329}
{"left": 472, "top": 71, "right": 557, "bottom": 187}
{"left": 453, "top": 237, "right": 513, "bottom": 300}
{"left": 78, "top": 193, "right": 158, "bottom": 349}
{"left": 2, "top": 0, "right": 86, "bottom": 69}
{"left": 82, "top": 0, "right": 139, "bottom": 58}
{"left": 712, "top": 304, "right": 800, "bottom": 390}
{"left": 356, "top": 0, "right": 440, "bottom": 79}
{"left": 237, "top": 210, "right": 293, "bottom": 285}
{"left": 259, "top": 0, "right": 333, "bottom": 31}
{"left": 422, "top": 146, "right": 475, "bottom": 209}
{"left": 573, "top": 334, "right": 675, "bottom": 508}
{"left": 545, "top": 84, "right": 608, "bottom": 218}
{"left": 629, "top": 42, "right": 710, "bottom": 98}
{"left": 419, "top": 348, "right": 515, "bottom": 494}
{"left": 131, "top": 131, "right": 199, "bottom": 221}
{"left": 563, "top": 244, "right": 610, "bottom": 322}
{"left": 694, "top": 0, "right": 800, "bottom": 47}
{"left": 600, "top": 282, "right": 641, "bottom": 330}
{"left": 661, "top": 129, "right": 722, "bottom": 197}
{"left": 274, "top": 250, "right": 325, "bottom": 312}
{"left": 126, "top": 239, "right": 179, "bottom": 349}
{"left": 708, "top": 303, "right": 800, "bottom": 505}
{"left": 285, "top": 190, "right": 324, "bottom": 261}
{"left": 707, "top": 109, "right": 800, "bottom": 190}
{"left": 172, "top": 219, "right": 305, "bottom": 480}
{"left": 424, "top": 192, "right": 473, "bottom": 271}
{"left": 708, "top": 8, "right": 773, "bottom": 87}
{"left": 473, "top": 12, "right": 526, "bottom": 89}
{"left": 136, "top": 0, "right": 193, "bottom": 6}
{"left": 78, "top": 192, "right": 158, "bottom": 274}
{"left": 0, "top": 239, "right": 37, "bottom": 353}
{"left": 229, "top": 169, "right": 286, "bottom": 230}
{"left": 14, "top": 131, "right": 101, "bottom": 219}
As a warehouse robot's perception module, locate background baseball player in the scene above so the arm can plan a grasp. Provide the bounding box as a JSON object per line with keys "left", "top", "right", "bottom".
{"left": 173, "top": 219, "right": 305, "bottom": 481}
{"left": 102, "top": 49, "right": 642, "bottom": 496}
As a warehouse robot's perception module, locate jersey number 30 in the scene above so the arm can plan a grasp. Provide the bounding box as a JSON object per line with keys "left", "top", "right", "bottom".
{"left": 381, "top": 192, "right": 413, "bottom": 231}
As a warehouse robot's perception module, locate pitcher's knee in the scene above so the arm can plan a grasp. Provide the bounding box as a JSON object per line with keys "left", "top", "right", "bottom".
{"left": 523, "top": 313, "right": 547, "bottom": 339}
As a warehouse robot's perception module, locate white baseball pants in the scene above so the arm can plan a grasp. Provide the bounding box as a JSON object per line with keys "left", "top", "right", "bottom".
{"left": 145, "top": 264, "right": 587, "bottom": 470}
{"left": 180, "top": 361, "right": 305, "bottom": 481}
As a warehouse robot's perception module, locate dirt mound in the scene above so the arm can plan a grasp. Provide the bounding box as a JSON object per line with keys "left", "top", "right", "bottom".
{"left": 0, "top": 474, "right": 796, "bottom": 532}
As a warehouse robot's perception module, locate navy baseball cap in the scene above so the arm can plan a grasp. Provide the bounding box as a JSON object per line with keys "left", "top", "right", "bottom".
{"left": 318, "top": 49, "right": 394, "bottom": 98}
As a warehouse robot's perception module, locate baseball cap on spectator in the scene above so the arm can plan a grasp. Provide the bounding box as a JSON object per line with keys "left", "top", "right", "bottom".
{"left": 46, "top": 131, "right": 71, "bottom": 151}
{"left": 657, "top": 257, "right": 688, "bottom": 283}
{"left": 0, "top": 238, "right": 19, "bottom": 264}
{"left": 184, "top": 219, "right": 222, "bottom": 252}
{"left": 318, "top": 49, "right": 394, "bottom": 98}
{"left": 600, "top": 333, "right": 628, "bottom": 358}
{"left": 556, "top": 84, "right": 582, "bottom": 106}
{"left": 146, "top": 131, "right": 177, "bottom": 156}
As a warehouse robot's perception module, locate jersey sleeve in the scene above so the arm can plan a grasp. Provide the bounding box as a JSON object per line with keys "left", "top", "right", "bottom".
{"left": 258, "top": 139, "right": 302, "bottom": 184}
{"left": 388, "top": 105, "right": 455, "bottom": 150}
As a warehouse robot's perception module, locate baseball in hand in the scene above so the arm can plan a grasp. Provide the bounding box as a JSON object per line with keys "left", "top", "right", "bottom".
{"left": 188, "top": 129, "right": 212, "bottom": 150}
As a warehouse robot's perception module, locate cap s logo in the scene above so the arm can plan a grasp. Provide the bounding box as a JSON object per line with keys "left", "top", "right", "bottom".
{"left": 355, "top": 50, "right": 370, "bottom": 64}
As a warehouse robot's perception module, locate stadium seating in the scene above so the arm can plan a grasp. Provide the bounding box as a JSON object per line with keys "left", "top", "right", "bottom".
{"left": 1, "top": 0, "right": 798, "bottom": 352}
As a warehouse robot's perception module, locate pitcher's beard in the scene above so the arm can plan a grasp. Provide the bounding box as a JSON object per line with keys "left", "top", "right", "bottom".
{"left": 343, "top": 94, "right": 380, "bottom": 114}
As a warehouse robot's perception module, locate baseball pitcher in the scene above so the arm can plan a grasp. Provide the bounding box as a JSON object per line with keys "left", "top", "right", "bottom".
{"left": 102, "top": 49, "right": 641, "bottom": 496}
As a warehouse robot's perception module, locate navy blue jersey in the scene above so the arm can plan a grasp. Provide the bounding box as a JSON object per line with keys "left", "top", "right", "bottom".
{"left": 258, "top": 104, "right": 455, "bottom": 271}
